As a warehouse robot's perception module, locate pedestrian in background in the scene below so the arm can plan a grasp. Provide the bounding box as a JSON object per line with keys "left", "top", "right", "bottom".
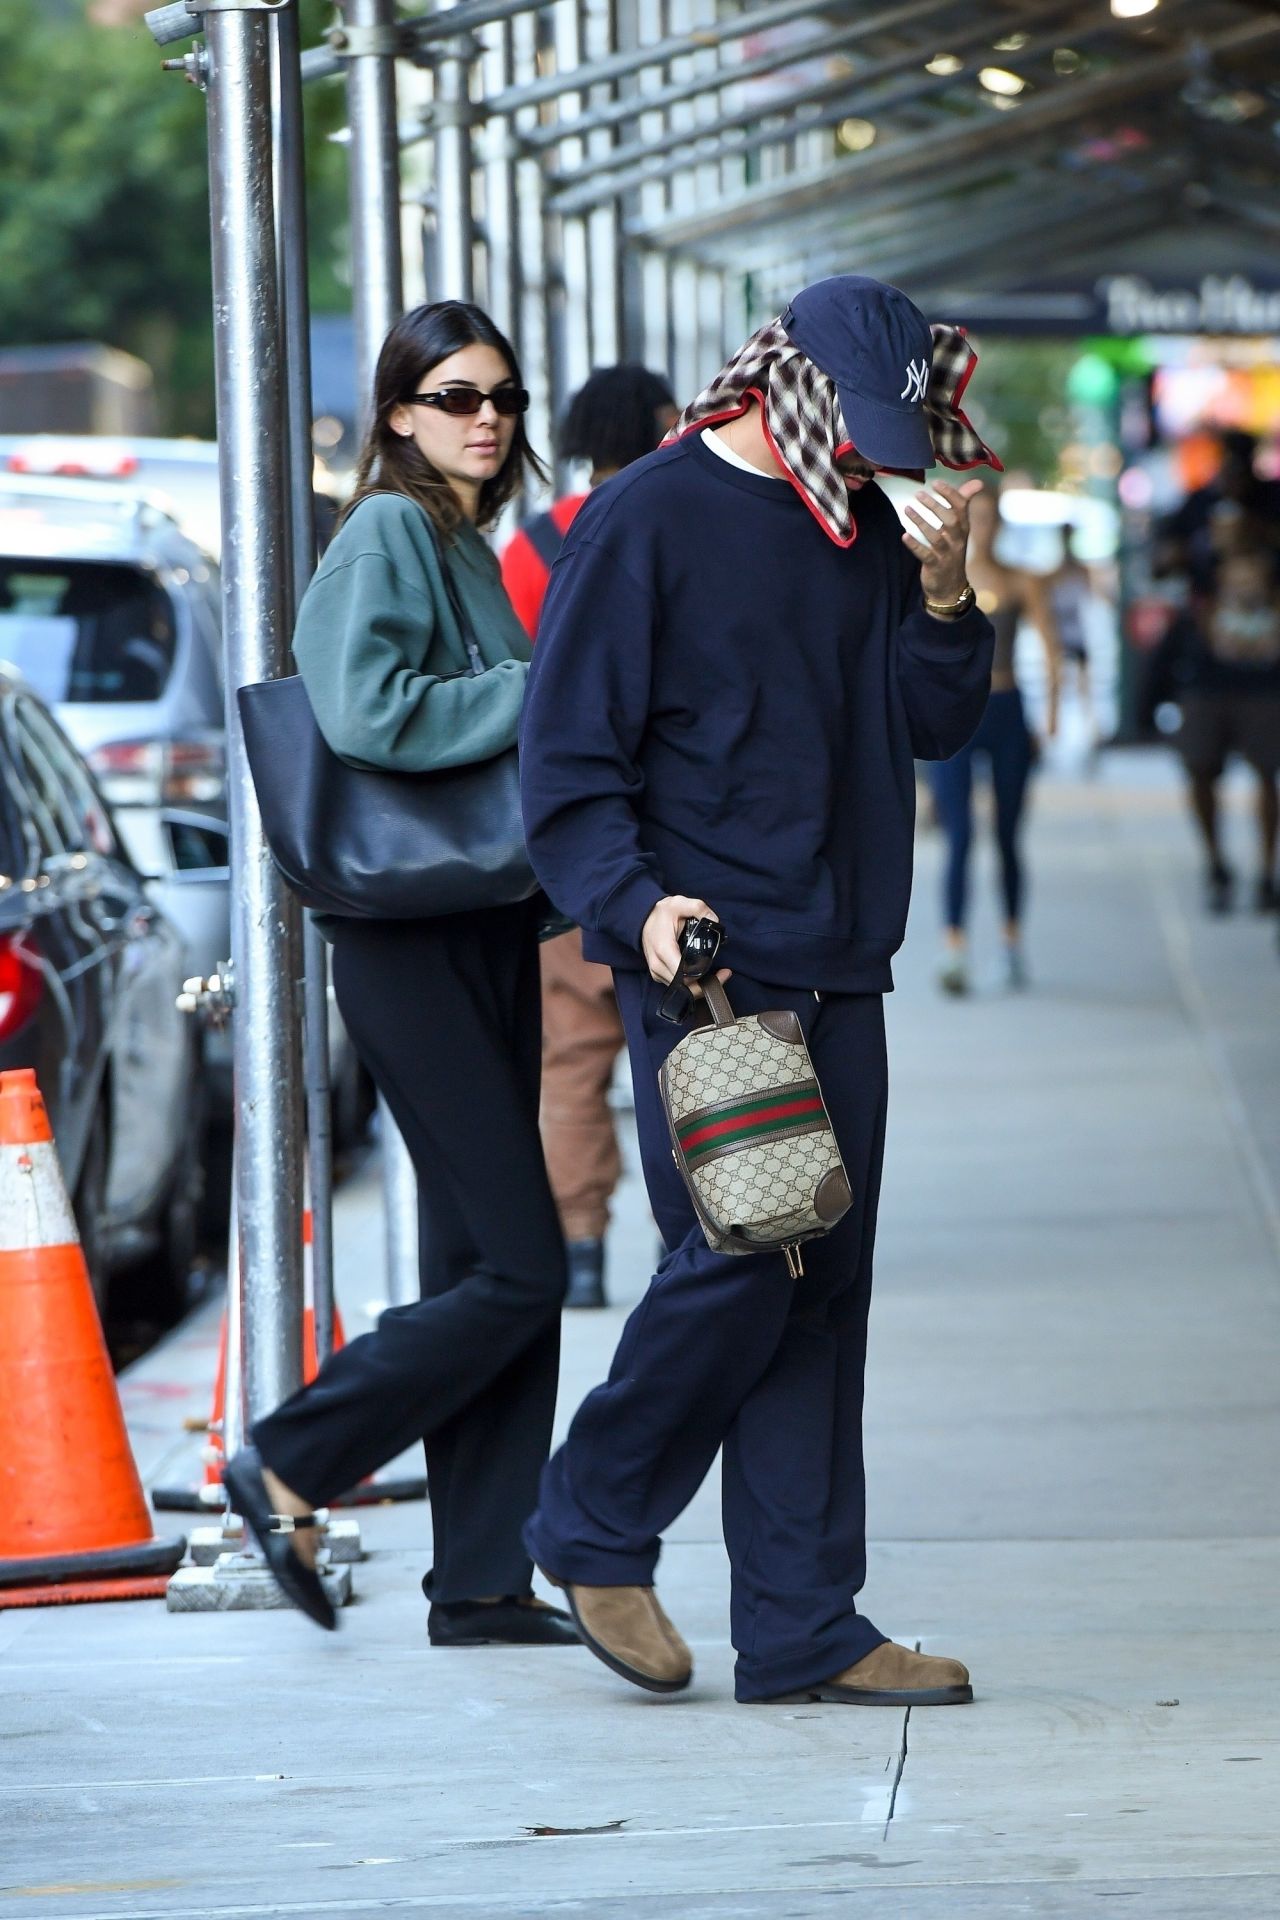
{"left": 501, "top": 365, "right": 677, "bottom": 1310}
{"left": 928, "top": 486, "right": 1061, "bottom": 994}
{"left": 226, "top": 301, "right": 575, "bottom": 1647}
{"left": 1150, "top": 433, "right": 1280, "bottom": 913}
{"left": 1144, "top": 538, "right": 1280, "bottom": 913}
{"left": 518, "top": 275, "right": 997, "bottom": 1709}
{"left": 1048, "top": 525, "right": 1102, "bottom": 761}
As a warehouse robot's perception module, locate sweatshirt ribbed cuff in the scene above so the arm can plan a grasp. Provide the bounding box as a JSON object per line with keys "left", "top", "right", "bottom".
{"left": 596, "top": 869, "right": 667, "bottom": 954}
{"left": 900, "top": 603, "right": 992, "bottom": 661}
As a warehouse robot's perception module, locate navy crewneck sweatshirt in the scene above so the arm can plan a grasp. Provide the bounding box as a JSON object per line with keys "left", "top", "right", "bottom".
{"left": 519, "top": 431, "right": 994, "bottom": 992}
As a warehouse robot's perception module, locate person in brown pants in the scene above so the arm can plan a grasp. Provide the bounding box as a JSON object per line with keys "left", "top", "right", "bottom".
{"left": 538, "top": 932, "right": 626, "bottom": 1306}
{"left": 502, "top": 364, "right": 677, "bottom": 1306}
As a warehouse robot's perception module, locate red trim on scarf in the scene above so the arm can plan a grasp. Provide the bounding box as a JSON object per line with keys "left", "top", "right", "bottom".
{"left": 937, "top": 333, "right": 1004, "bottom": 474}
{"left": 755, "top": 396, "right": 859, "bottom": 548}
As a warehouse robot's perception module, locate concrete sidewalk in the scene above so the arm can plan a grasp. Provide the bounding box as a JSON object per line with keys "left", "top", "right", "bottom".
{"left": 2, "top": 753, "right": 1279, "bottom": 1919}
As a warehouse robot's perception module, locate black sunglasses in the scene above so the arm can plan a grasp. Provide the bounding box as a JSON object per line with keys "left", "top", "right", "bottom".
{"left": 404, "top": 384, "right": 530, "bottom": 418}
{"left": 658, "top": 917, "right": 725, "bottom": 1024}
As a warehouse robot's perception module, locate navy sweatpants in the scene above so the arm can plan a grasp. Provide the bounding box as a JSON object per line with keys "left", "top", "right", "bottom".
{"left": 524, "top": 969, "right": 888, "bottom": 1702}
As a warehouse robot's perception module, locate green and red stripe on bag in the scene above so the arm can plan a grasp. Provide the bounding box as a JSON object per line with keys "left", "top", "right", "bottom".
{"left": 677, "top": 1083, "right": 826, "bottom": 1167}
{"left": 658, "top": 979, "right": 853, "bottom": 1276}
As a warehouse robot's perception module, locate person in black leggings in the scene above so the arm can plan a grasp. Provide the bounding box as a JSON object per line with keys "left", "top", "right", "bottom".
{"left": 928, "top": 488, "right": 1060, "bottom": 993}
{"left": 224, "top": 302, "right": 572, "bottom": 1645}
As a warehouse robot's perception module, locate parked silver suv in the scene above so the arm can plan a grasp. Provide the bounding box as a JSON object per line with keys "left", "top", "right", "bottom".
{"left": 0, "top": 471, "right": 225, "bottom": 878}
{"left": 0, "top": 469, "right": 372, "bottom": 1171}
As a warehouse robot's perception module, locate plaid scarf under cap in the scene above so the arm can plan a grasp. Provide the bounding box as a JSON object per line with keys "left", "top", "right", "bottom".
{"left": 670, "top": 318, "right": 1001, "bottom": 547}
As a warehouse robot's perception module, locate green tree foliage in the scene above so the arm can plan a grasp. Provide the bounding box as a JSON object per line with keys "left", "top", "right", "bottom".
{"left": 0, "top": 0, "right": 349, "bottom": 435}
{"left": 962, "top": 337, "right": 1081, "bottom": 485}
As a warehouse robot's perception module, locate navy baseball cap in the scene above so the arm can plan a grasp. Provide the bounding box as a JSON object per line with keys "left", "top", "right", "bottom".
{"left": 781, "top": 274, "right": 935, "bottom": 474}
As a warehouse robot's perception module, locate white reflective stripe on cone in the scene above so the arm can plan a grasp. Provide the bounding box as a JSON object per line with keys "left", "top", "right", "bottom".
{"left": 0, "top": 1141, "right": 80, "bottom": 1252}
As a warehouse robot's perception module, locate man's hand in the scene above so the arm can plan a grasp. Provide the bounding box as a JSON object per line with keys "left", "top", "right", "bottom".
{"left": 641, "top": 895, "right": 723, "bottom": 988}
{"left": 901, "top": 478, "right": 984, "bottom": 604}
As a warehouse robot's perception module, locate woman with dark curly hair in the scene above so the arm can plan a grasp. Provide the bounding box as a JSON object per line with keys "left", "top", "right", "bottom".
{"left": 224, "top": 302, "right": 574, "bottom": 1647}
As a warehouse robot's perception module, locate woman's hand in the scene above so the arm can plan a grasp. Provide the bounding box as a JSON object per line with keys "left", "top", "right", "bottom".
{"left": 902, "top": 478, "right": 985, "bottom": 603}
{"left": 641, "top": 895, "right": 729, "bottom": 994}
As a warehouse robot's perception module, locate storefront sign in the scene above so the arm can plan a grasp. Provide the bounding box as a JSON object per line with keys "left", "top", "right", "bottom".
{"left": 933, "top": 275, "right": 1280, "bottom": 338}
{"left": 1101, "top": 274, "right": 1280, "bottom": 335}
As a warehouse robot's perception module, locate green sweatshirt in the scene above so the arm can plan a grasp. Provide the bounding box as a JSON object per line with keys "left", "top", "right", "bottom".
{"left": 292, "top": 492, "right": 531, "bottom": 773}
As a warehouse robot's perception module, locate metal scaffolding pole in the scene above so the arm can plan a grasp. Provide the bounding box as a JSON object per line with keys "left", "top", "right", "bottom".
{"left": 514, "top": 5, "right": 554, "bottom": 479}
{"left": 270, "top": 4, "right": 337, "bottom": 1369}
{"left": 584, "top": 0, "right": 621, "bottom": 367}
{"left": 204, "top": 7, "right": 306, "bottom": 1424}
{"left": 480, "top": 20, "right": 520, "bottom": 341}
{"left": 341, "top": 0, "right": 420, "bottom": 1314}
{"left": 611, "top": 0, "right": 647, "bottom": 361}
{"left": 551, "top": 0, "right": 593, "bottom": 413}
{"left": 343, "top": 0, "right": 405, "bottom": 407}
{"left": 433, "top": 6, "right": 477, "bottom": 299}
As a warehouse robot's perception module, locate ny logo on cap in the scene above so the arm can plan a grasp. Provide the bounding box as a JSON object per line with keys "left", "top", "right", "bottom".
{"left": 900, "top": 358, "right": 929, "bottom": 404}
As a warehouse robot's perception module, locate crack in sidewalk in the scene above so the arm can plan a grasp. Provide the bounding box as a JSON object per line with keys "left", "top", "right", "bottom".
{"left": 881, "top": 1640, "right": 919, "bottom": 1841}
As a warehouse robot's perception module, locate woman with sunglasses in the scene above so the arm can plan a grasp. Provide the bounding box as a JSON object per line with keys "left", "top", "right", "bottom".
{"left": 224, "top": 302, "right": 574, "bottom": 1646}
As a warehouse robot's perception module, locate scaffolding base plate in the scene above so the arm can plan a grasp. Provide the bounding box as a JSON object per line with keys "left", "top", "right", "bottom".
{"left": 166, "top": 1552, "right": 352, "bottom": 1613}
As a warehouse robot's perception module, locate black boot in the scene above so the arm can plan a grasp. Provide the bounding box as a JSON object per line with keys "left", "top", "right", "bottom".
{"left": 564, "top": 1237, "right": 606, "bottom": 1309}
{"left": 1206, "top": 861, "right": 1235, "bottom": 914}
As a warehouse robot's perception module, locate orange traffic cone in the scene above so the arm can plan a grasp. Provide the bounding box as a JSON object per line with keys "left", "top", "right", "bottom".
{"left": 196, "top": 1210, "right": 346, "bottom": 1497}
{"left": 0, "top": 1069, "right": 185, "bottom": 1607}
{"left": 302, "top": 1207, "right": 347, "bottom": 1380}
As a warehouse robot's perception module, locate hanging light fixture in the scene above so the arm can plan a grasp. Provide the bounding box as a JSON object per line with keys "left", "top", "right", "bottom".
{"left": 836, "top": 117, "right": 878, "bottom": 153}
{"left": 1111, "top": 0, "right": 1160, "bottom": 19}
{"left": 978, "top": 67, "right": 1028, "bottom": 96}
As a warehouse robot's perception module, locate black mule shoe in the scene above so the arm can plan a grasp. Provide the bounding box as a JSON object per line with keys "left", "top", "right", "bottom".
{"left": 427, "top": 1592, "right": 579, "bottom": 1647}
{"left": 223, "top": 1446, "right": 338, "bottom": 1631}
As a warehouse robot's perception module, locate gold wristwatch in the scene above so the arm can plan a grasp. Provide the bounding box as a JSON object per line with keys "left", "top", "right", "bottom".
{"left": 923, "top": 582, "right": 977, "bottom": 622}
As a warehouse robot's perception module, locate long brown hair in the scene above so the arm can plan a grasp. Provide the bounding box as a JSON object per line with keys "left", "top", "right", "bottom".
{"left": 345, "top": 301, "right": 547, "bottom": 540}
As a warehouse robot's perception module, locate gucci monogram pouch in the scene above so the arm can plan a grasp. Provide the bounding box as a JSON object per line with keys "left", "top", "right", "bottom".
{"left": 658, "top": 975, "right": 852, "bottom": 1277}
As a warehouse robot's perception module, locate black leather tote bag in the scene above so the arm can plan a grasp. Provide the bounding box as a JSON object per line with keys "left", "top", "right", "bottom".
{"left": 237, "top": 508, "right": 537, "bottom": 921}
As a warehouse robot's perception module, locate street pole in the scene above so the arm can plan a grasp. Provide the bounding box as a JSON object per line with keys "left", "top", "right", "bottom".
{"left": 343, "top": 0, "right": 405, "bottom": 402}
{"left": 270, "top": 3, "right": 337, "bottom": 1367}
{"left": 341, "top": 0, "right": 421, "bottom": 1315}
{"left": 433, "top": 4, "right": 477, "bottom": 299}
{"left": 480, "top": 21, "right": 520, "bottom": 342}
{"left": 584, "top": 0, "right": 621, "bottom": 367}
{"left": 514, "top": 5, "right": 553, "bottom": 496}
{"left": 204, "top": 5, "right": 307, "bottom": 1425}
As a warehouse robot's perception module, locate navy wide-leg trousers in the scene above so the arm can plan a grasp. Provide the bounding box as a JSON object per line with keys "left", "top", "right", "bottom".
{"left": 525, "top": 969, "right": 889, "bottom": 1702}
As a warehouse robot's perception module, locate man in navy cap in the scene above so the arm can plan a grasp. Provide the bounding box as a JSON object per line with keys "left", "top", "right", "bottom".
{"left": 519, "top": 276, "right": 1000, "bottom": 1708}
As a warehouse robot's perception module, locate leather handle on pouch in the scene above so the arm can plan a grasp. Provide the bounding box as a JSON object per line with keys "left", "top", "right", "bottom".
{"left": 701, "top": 975, "right": 736, "bottom": 1029}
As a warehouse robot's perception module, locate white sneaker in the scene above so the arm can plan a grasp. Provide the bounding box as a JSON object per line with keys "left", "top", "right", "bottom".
{"left": 938, "top": 955, "right": 969, "bottom": 997}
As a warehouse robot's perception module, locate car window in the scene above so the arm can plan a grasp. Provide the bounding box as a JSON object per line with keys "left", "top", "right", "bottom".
{"left": 0, "top": 558, "right": 177, "bottom": 703}
{"left": 14, "top": 697, "right": 119, "bottom": 860}
{"left": 166, "top": 818, "right": 229, "bottom": 872}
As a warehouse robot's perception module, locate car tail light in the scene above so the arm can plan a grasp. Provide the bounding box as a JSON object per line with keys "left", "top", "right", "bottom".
{"left": 162, "top": 737, "right": 226, "bottom": 806}
{"left": 86, "top": 737, "right": 225, "bottom": 809}
{"left": 5, "top": 442, "right": 139, "bottom": 480}
{"left": 0, "top": 934, "right": 43, "bottom": 1043}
